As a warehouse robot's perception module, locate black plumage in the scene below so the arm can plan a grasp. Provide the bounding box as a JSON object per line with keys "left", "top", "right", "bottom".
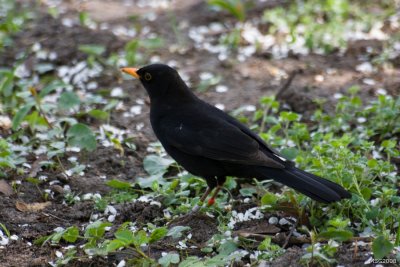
{"left": 122, "top": 64, "right": 351, "bottom": 206}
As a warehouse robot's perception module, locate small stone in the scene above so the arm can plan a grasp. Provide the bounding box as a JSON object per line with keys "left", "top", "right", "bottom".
{"left": 215, "top": 85, "right": 228, "bottom": 93}
{"left": 363, "top": 78, "right": 375, "bottom": 85}
{"left": 279, "top": 218, "right": 289, "bottom": 225}
{"left": 314, "top": 74, "right": 324, "bottom": 82}
{"left": 111, "top": 87, "right": 124, "bottom": 97}
{"left": 268, "top": 217, "right": 279, "bottom": 225}
{"left": 376, "top": 88, "right": 387, "bottom": 95}
{"left": 355, "top": 62, "right": 374, "bottom": 73}
{"left": 50, "top": 185, "right": 64, "bottom": 195}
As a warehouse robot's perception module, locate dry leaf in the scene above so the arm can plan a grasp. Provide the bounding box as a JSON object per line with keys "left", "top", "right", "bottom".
{"left": 16, "top": 201, "right": 51, "bottom": 212}
{"left": 234, "top": 224, "right": 281, "bottom": 236}
{"left": 0, "top": 179, "right": 13, "bottom": 196}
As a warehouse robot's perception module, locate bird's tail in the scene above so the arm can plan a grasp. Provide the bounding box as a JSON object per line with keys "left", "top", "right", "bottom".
{"left": 255, "top": 166, "right": 351, "bottom": 203}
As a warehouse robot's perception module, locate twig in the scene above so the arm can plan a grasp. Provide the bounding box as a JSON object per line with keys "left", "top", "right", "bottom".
{"left": 41, "top": 212, "right": 70, "bottom": 222}
{"left": 283, "top": 219, "right": 298, "bottom": 248}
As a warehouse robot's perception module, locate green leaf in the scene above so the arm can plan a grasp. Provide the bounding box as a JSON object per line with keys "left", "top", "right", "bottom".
{"left": 280, "top": 147, "right": 298, "bottom": 160}
{"left": 51, "top": 231, "right": 65, "bottom": 243}
{"left": 208, "top": 0, "right": 246, "bottom": 21}
{"left": 178, "top": 257, "right": 202, "bottom": 267}
{"left": 367, "top": 159, "right": 378, "bottom": 168}
{"left": 25, "top": 111, "right": 47, "bottom": 130}
{"left": 141, "top": 37, "right": 165, "bottom": 50}
{"left": 167, "top": 226, "right": 191, "bottom": 239}
{"left": 327, "top": 217, "right": 350, "bottom": 229}
{"left": 84, "top": 221, "right": 111, "bottom": 238}
{"left": 382, "top": 140, "right": 396, "bottom": 149}
{"left": 258, "top": 236, "right": 272, "bottom": 250}
{"left": 239, "top": 187, "right": 256, "bottom": 197}
{"left": 0, "top": 71, "right": 14, "bottom": 97}
{"left": 115, "top": 229, "right": 134, "bottom": 245}
{"left": 0, "top": 223, "right": 10, "bottom": 237}
{"left": 106, "top": 239, "right": 125, "bottom": 252}
{"left": 366, "top": 207, "right": 379, "bottom": 220}
{"left": 218, "top": 240, "right": 237, "bottom": 255}
{"left": 224, "top": 177, "right": 237, "bottom": 190}
{"left": 58, "top": 91, "right": 80, "bottom": 110}
{"left": 105, "top": 179, "right": 132, "bottom": 190}
{"left": 280, "top": 111, "right": 300, "bottom": 122}
{"left": 26, "top": 177, "right": 41, "bottom": 185}
{"left": 133, "top": 230, "right": 149, "bottom": 247}
{"left": 149, "top": 227, "right": 168, "bottom": 243}
{"left": 39, "top": 80, "right": 65, "bottom": 98}
{"left": 79, "top": 11, "right": 90, "bottom": 26}
{"left": 0, "top": 160, "right": 15, "bottom": 169}
{"left": 34, "top": 233, "right": 57, "bottom": 246}
{"left": 62, "top": 226, "right": 79, "bottom": 243}
{"left": 361, "top": 188, "right": 372, "bottom": 200}
{"left": 143, "top": 155, "right": 174, "bottom": 175}
{"left": 372, "top": 236, "right": 394, "bottom": 260}
{"left": 136, "top": 174, "right": 165, "bottom": 189}
{"left": 124, "top": 40, "right": 139, "bottom": 65}
{"left": 67, "top": 123, "right": 96, "bottom": 151}
{"left": 12, "top": 103, "right": 34, "bottom": 130}
{"left": 78, "top": 44, "right": 106, "bottom": 56}
{"left": 261, "top": 192, "right": 278, "bottom": 206}
{"left": 88, "top": 109, "right": 109, "bottom": 121}
{"left": 257, "top": 236, "right": 280, "bottom": 251}
{"left": 158, "top": 252, "right": 180, "bottom": 267}
{"left": 318, "top": 229, "right": 353, "bottom": 242}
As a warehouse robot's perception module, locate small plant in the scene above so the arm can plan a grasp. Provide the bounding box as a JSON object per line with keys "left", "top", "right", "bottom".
{"left": 0, "top": 0, "right": 32, "bottom": 50}
{"left": 123, "top": 37, "right": 165, "bottom": 66}
{"left": 208, "top": 0, "right": 246, "bottom": 22}
{"left": 262, "top": 0, "right": 397, "bottom": 53}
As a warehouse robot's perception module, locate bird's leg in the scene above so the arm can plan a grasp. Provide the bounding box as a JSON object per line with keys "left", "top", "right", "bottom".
{"left": 207, "top": 185, "right": 222, "bottom": 206}
{"left": 191, "top": 186, "right": 212, "bottom": 213}
{"left": 207, "top": 176, "right": 226, "bottom": 206}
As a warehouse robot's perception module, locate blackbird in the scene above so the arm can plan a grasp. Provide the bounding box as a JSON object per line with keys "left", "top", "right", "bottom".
{"left": 121, "top": 64, "right": 351, "bottom": 210}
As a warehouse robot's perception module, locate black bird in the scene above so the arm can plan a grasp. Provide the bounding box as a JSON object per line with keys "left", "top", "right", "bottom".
{"left": 121, "top": 64, "right": 351, "bottom": 210}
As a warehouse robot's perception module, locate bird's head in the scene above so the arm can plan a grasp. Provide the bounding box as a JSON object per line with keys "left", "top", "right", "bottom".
{"left": 121, "top": 64, "right": 189, "bottom": 100}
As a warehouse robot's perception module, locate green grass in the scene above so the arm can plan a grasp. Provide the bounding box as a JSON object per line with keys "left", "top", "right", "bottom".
{"left": 208, "top": 0, "right": 398, "bottom": 56}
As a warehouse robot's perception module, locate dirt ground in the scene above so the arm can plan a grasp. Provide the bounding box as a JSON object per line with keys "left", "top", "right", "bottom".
{"left": 0, "top": 0, "right": 399, "bottom": 266}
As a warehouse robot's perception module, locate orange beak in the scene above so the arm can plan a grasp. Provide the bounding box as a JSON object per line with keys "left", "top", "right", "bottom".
{"left": 121, "top": 67, "right": 140, "bottom": 79}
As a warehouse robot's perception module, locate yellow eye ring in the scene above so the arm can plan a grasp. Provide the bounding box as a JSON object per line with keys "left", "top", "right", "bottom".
{"left": 144, "top": 73, "right": 152, "bottom": 81}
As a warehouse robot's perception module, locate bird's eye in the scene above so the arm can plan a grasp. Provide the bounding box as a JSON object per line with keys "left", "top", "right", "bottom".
{"left": 144, "top": 73, "right": 152, "bottom": 81}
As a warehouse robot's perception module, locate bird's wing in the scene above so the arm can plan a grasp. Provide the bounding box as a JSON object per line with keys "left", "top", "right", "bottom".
{"left": 224, "top": 114, "right": 294, "bottom": 166}
{"left": 162, "top": 117, "right": 284, "bottom": 168}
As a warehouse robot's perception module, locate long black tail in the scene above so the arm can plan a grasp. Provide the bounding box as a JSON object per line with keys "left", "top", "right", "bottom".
{"left": 255, "top": 166, "right": 351, "bottom": 203}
